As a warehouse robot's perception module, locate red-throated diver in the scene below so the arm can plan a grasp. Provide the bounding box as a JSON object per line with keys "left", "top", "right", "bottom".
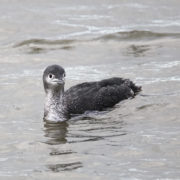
{"left": 43, "top": 65, "right": 141, "bottom": 122}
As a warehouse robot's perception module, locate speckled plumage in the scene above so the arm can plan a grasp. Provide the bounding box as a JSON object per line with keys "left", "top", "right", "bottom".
{"left": 43, "top": 65, "right": 141, "bottom": 122}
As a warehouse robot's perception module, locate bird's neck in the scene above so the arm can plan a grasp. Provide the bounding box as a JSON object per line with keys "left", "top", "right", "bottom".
{"left": 44, "top": 87, "right": 67, "bottom": 122}
{"left": 47, "top": 87, "right": 64, "bottom": 102}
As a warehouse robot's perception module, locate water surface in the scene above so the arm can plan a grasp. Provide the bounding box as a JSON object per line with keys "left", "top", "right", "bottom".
{"left": 0, "top": 0, "right": 180, "bottom": 179}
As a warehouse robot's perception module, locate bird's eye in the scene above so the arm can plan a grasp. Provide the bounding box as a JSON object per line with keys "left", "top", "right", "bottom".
{"left": 49, "top": 74, "right": 53, "bottom": 79}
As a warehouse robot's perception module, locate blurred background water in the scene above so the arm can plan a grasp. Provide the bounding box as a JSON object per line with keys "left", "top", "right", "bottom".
{"left": 0, "top": 0, "right": 180, "bottom": 179}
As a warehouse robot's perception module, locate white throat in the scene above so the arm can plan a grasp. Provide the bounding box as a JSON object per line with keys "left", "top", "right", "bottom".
{"left": 44, "top": 88, "right": 67, "bottom": 122}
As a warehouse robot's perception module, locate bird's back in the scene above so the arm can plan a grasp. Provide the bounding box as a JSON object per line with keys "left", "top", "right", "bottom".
{"left": 64, "top": 77, "right": 141, "bottom": 114}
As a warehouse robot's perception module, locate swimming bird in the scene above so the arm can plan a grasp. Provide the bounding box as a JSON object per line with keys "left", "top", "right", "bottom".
{"left": 43, "top": 65, "right": 141, "bottom": 122}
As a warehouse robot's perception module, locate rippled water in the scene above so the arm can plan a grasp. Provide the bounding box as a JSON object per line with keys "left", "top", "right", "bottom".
{"left": 0, "top": 0, "right": 180, "bottom": 179}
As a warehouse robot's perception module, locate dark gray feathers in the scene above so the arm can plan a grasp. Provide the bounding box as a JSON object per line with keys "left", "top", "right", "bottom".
{"left": 64, "top": 77, "right": 141, "bottom": 114}
{"left": 43, "top": 64, "right": 141, "bottom": 121}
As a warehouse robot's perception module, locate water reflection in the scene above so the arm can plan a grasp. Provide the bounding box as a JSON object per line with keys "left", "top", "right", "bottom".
{"left": 44, "top": 121, "right": 68, "bottom": 145}
{"left": 67, "top": 113, "right": 127, "bottom": 144}
{"left": 44, "top": 112, "right": 127, "bottom": 145}
{"left": 43, "top": 120, "right": 83, "bottom": 172}
{"left": 43, "top": 112, "right": 128, "bottom": 173}
{"left": 126, "top": 44, "right": 150, "bottom": 57}
{"left": 46, "top": 162, "right": 83, "bottom": 172}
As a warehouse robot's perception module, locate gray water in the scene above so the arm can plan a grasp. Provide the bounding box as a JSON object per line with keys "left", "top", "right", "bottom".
{"left": 0, "top": 0, "right": 180, "bottom": 179}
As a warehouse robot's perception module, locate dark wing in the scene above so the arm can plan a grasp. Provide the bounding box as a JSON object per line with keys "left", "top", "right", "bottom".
{"left": 99, "top": 77, "right": 141, "bottom": 94}
{"left": 93, "top": 84, "right": 133, "bottom": 110}
{"left": 64, "top": 82, "right": 99, "bottom": 114}
{"left": 64, "top": 77, "right": 141, "bottom": 114}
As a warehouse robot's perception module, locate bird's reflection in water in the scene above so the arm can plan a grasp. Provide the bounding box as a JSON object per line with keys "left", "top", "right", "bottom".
{"left": 44, "top": 120, "right": 68, "bottom": 145}
{"left": 43, "top": 120, "right": 83, "bottom": 172}
{"left": 43, "top": 113, "right": 126, "bottom": 172}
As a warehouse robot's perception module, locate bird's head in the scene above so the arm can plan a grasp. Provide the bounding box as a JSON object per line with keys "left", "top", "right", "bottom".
{"left": 43, "top": 65, "right": 66, "bottom": 93}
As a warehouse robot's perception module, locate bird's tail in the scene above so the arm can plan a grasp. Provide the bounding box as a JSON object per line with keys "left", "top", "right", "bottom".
{"left": 130, "top": 81, "right": 142, "bottom": 95}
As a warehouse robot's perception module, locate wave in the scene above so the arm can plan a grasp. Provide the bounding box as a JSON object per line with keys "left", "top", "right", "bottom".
{"left": 95, "top": 30, "right": 180, "bottom": 41}
{"left": 13, "top": 39, "right": 76, "bottom": 54}
{"left": 14, "top": 39, "right": 76, "bottom": 47}
{"left": 13, "top": 30, "right": 180, "bottom": 54}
